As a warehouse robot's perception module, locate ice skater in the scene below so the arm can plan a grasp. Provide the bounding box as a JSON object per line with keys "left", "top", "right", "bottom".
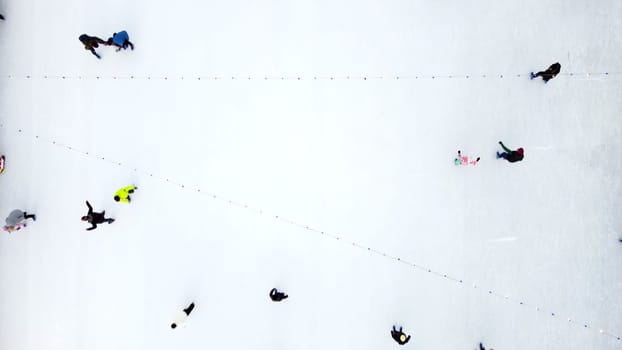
{"left": 530, "top": 62, "right": 561, "bottom": 83}
{"left": 454, "top": 150, "right": 480, "bottom": 166}
{"left": 496, "top": 141, "right": 524, "bottom": 163}
{"left": 107, "top": 31, "right": 134, "bottom": 51}
{"left": 114, "top": 185, "right": 137, "bottom": 203}
{"left": 390, "top": 325, "right": 411, "bottom": 345}
{"left": 81, "top": 201, "right": 114, "bottom": 230}
{"left": 79, "top": 34, "right": 107, "bottom": 59}
{"left": 478, "top": 342, "right": 493, "bottom": 350}
{"left": 3, "top": 209, "right": 36, "bottom": 233}
{"left": 171, "top": 302, "right": 195, "bottom": 329}
{"left": 269, "top": 288, "right": 288, "bottom": 302}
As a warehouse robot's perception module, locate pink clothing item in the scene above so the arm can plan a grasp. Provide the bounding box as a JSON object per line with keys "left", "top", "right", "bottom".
{"left": 462, "top": 156, "right": 479, "bottom": 165}
{"left": 3, "top": 223, "right": 26, "bottom": 233}
{"left": 455, "top": 151, "right": 479, "bottom": 166}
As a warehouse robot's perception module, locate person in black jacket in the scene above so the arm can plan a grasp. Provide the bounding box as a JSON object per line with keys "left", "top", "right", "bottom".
{"left": 79, "top": 34, "right": 107, "bottom": 59}
{"left": 0, "top": 14, "right": 5, "bottom": 20}
{"left": 478, "top": 342, "right": 494, "bottom": 350}
{"left": 496, "top": 141, "right": 524, "bottom": 163}
{"left": 391, "top": 325, "right": 411, "bottom": 345}
{"left": 269, "top": 288, "right": 288, "bottom": 302}
{"left": 531, "top": 62, "right": 561, "bottom": 83}
{"left": 81, "top": 201, "right": 114, "bottom": 230}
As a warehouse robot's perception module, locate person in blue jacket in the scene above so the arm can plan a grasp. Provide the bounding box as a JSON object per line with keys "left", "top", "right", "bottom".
{"left": 107, "top": 31, "right": 134, "bottom": 51}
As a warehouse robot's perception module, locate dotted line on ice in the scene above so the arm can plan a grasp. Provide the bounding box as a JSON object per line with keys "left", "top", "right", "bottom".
{"left": 0, "top": 72, "right": 618, "bottom": 81}
{"left": 1, "top": 123, "right": 619, "bottom": 343}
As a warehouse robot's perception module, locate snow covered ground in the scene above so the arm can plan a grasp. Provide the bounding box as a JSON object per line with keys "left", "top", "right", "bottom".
{"left": 0, "top": 0, "right": 621, "bottom": 349}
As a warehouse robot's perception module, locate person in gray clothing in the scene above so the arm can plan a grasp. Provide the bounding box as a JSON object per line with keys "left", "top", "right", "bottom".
{"left": 3, "top": 209, "right": 36, "bottom": 233}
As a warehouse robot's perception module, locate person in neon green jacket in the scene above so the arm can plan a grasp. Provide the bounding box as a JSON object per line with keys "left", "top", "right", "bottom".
{"left": 114, "top": 185, "right": 137, "bottom": 203}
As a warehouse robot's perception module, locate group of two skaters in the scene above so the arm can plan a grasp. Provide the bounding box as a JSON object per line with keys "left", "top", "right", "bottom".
{"left": 79, "top": 31, "right": 134, "bottom": 59}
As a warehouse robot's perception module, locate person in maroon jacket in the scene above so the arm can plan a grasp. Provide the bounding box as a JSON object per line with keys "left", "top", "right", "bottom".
{"left": 496, "top": 141, "right": 524, "bottom": 163}
{"left": 391, "top": 325, "right": 411, "bottom": 345}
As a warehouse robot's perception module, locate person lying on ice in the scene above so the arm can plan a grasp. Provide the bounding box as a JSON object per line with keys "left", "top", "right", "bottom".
{"left": 454, "top": 150, "right": 480, "bottom": 165}
{"left": 81, "top": 201, "right": 115, "bottom": 230}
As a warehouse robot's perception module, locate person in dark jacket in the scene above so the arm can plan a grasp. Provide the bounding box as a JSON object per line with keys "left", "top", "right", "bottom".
{"left": 391, "top": 325, "right": 411, "bottom": 345}
{"left": 81, "top": 201, "right": 114, "bottom": 230}
{"left": 531, "top": 62, "right": 561, "bottom": 83}
{"left": 269, "top": 288, "right": 288, "bottom": 302}
{"left": 0, "top": 14, "right": 5, "bottom": 20}
{"left": 497, "top": 141, "right": 524, "bottom": 163}
{"left": 79, "top": 34, "right": 107, "bottom": 59}
{"left": 106, "top": 31, "right": 134, "bottom": 51}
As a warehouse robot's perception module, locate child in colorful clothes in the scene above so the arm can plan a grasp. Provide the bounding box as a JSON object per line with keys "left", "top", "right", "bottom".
{"left": 454, "top": 150, "right": 480, "bottom": 165}
{"left": 114, "top": 185, "right": 137, "bottom": 203}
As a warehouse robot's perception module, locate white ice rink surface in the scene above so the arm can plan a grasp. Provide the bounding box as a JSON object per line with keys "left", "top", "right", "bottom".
{"left": 0, "top": 0, "right": 621, "bottom": 349}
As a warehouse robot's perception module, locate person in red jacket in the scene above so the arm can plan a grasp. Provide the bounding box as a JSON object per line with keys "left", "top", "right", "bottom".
{"left": 496, "top": 141, "right": 524, "bottom": 163}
